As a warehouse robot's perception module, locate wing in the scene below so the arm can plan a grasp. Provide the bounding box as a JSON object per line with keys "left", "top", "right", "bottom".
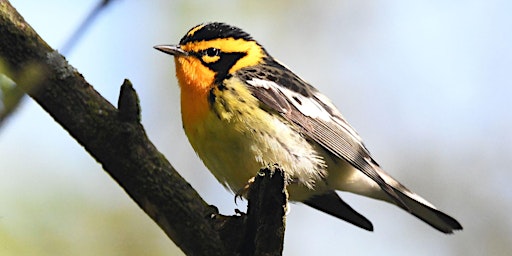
{"left": 238, "top": 61, "right": 463, "bottom": 233}
{"left": 237, "top": 62, "right": 408, "bottom": 210}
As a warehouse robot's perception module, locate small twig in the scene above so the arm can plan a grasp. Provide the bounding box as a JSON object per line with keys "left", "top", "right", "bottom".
{"left": 60, "top": 0, "right": 116, "bottom": 55}
{"left": 117, "top": 79, "right": 141, "bottom": 123}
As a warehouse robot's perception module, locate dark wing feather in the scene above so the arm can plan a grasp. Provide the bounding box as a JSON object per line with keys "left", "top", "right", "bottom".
{"left": 239, "top": 63, "right": 409, "bottom": 210}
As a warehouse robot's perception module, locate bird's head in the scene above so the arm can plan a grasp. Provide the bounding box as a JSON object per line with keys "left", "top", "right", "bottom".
{"left": 155, "top": 22, "right": 267, "bottom": 88}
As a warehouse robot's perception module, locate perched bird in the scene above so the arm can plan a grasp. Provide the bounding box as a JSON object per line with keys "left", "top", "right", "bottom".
{"left": 154, "top": 22, "right": 462, "bottom": 233}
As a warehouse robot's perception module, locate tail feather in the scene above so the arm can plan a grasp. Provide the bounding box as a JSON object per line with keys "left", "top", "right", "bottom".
{"left": 304, "top": 191, "right": 373, "bottom": 231}
{"left": 377, "top": 169, "right": 463, "bottom": 233}
{"left": 392, "top": 187, "right": 463, "bottom": 233}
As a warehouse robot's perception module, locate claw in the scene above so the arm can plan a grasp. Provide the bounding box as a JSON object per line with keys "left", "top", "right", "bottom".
{"left": 234, "top": 177, "right": 255, "bottom": 204}
{"left": 234, "top": 193, "right": 244, "bottom": 205}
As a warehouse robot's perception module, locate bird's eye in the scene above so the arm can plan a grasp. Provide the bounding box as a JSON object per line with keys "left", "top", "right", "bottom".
{"left": 200, "top": 48, "right": 221, "bottom": 63}
{"left": 205, "top": 48, "right": 220, "bottom": 57}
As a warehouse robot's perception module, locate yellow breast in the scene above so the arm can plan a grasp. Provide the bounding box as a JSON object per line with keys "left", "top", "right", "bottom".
{"left": 179, "top": 76, "right": 328, "bottom": 200}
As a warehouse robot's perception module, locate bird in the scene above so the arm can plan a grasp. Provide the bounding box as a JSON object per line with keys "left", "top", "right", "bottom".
{"left": 154, "top": 22, "right": 462, "bottom": 233}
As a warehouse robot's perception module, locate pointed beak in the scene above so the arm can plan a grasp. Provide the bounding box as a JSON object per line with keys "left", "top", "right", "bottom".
{"left": 153, "top": 45, "right": 188, "bottom": 56}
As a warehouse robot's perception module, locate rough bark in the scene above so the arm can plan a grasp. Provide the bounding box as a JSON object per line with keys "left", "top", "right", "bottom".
{"left": 0, "top": 1, "right": 286, "bottom": 255}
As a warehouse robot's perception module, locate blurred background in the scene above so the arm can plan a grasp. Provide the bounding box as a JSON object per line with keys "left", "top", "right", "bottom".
{"left": 1, "top": 0, "right": 511, "bottom": 255}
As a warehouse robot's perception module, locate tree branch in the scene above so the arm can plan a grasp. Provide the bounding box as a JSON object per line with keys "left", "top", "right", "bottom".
{"left": 210, "top": 167, "right": 287, "bottom": 256}
{"left": 0, "top": 1, "right": 287, "bottom": 255}
{"left": 0, "top": 1, "right": 226, "bottom": 255}
{"left": 244, "top": 166, "right": 287, "bottom": 256}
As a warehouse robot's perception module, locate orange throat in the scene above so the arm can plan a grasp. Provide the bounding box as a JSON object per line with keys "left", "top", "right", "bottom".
{"left": 175, "top": 56, "right": 215, "bottom": 127}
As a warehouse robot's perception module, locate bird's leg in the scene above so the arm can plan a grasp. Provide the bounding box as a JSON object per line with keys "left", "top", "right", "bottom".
{"left": 234, "top": 176, "right": 255, "bottom": 204}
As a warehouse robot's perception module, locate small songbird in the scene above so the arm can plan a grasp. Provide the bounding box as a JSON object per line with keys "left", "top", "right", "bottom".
{"left": 154, "top": 22, "right": 462, "bottom": 233}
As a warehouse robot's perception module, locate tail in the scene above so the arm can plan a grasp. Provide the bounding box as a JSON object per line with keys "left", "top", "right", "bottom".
{"left": 376, "top": 168, "right": 463, "bottom": 233}
{"left": 304, "top": 191, "right": 373, "bottom": 231}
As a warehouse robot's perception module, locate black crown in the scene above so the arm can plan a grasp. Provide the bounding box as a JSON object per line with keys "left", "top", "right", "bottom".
{"left": 180, "top": 22, "right": 254, "bottom": 45}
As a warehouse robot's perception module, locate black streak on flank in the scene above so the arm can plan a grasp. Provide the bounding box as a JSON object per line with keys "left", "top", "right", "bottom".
{"left": 208, "top": 88, "right": 217, "bottom": 105}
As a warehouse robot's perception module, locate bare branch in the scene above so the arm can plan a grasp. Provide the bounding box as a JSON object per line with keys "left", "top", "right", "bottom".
{"left": 0, "top": 1, "right": 226, "bottom": 255}
{"left": 244, "top": 166, "right": 287, "bottom": 256}
{"left": 0, "top": 1, "right": 287, "bottom": 255}
{"left": 210, "top": 166, "right": 287, "bottom": 256}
